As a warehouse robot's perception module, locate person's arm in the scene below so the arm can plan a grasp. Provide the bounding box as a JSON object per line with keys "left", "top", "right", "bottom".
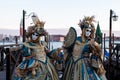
{"left": 46, "top": 48, "right": 62, "bottom": 61}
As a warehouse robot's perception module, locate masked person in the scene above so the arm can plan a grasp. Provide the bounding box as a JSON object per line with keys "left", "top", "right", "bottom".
{"left": 14, "top": 21, "right": 59, "bottom": 80}
{"left": 63, "top": 16, "right": 107, "bottom": 80}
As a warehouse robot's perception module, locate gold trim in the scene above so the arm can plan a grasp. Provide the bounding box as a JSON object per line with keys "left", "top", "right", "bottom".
{"left": 23, "top": 42, "right": 44, "bottom": 49}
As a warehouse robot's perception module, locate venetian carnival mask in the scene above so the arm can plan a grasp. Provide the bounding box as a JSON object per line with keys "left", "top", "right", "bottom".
{"left": 30, "top": 27, "right": 47, "bottom": 43}
{"left": 30, "top": 31, "right": 40, "bottom": 43}
{"left": 85, "top": 28, "right": 91, "bottom": 37}
{"left": 28, "top": 16, "right": 47, "bottom": 43}
{"left": 32, "top": 32, "right": 39, "bottom": 40}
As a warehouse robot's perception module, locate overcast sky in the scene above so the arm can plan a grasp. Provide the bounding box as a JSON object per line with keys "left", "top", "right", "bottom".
{"left": 0, "top": 0, "right": 120, "bottom": 32}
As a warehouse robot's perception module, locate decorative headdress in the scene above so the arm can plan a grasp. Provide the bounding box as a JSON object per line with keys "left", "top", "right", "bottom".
{"left": 34, "top": 21, "right": 47, "bottom": 36}
{"left": 78, "top": 16, "right": 96, "bottom": 30}
{"left": 26, "top": 21, "right": 47, "bottom": 36}
{"left": 31, "top": 13, "right": 46, "bottom": 34}
{"left": 78, "top": 16, "right": 96, "bottom": 42}
{"left": 26, "top": 20, "right": 47, "bottom": 43}
{"left": 31, "top": 13, "right": 45, "bottom": 28}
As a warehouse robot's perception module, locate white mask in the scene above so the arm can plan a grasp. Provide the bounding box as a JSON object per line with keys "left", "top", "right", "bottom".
{"left": 32, "top": 33, "right": 38, "bottom": 40}
{"left": 85, "top": 28, "right": 91, "bottom": 37}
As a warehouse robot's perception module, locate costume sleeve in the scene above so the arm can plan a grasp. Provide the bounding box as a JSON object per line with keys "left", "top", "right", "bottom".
{"left": 20, "top": 44, "right": 30, "bottom": 57}
{"left": 47, "top": 49, "right": 61, "bottom": 61}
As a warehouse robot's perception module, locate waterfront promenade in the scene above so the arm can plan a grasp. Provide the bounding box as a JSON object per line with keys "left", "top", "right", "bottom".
{"left": 0, "top": 41, "right": 120, "bottom": 80}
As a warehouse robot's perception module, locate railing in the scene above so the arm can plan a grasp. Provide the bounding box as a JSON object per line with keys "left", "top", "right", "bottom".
{"left": 0, "top": 44, "right": 22, "bottom": 80}
{"left": 103, "top": 33, "right": 120, "bottom": 79}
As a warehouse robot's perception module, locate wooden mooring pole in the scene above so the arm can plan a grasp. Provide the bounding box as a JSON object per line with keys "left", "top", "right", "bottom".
{"left": 6, "top": 48, "right": 11, "bottom": 80}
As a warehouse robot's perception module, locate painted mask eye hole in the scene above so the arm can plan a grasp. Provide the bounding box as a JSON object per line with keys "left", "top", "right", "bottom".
{"left": 86, "top": 29, "right": 91, "bottom": 32}
{"left": 86, "top": 30, "right": 91, "bottom": 32}
{"left": 33, "top": 32, "right": 39, "bottom": 36}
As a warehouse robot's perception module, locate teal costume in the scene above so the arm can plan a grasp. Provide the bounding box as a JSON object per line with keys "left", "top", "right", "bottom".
{"left": 14, "top": 42, "right": 59, "bottom": 80}
{"left": 63, "top": 36, "right": 106, "bottom": 80}
{"left": 62, "top": 16, "right": 107, "bottom": 80}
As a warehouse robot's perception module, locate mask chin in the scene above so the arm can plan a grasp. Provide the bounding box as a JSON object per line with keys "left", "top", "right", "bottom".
{"left": 85, "top": 28, "right": 91, "bottom": 37}
{"left": 85, "top": 31, "right": 91, "bottom": 37}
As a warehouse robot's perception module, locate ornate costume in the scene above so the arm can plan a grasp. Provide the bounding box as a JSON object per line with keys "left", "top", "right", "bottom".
{"left": 63, "top": 16, "right": 107, "bottom": 80}
{"left": 14, "top": 15, "right": 59, "bottom": 80}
